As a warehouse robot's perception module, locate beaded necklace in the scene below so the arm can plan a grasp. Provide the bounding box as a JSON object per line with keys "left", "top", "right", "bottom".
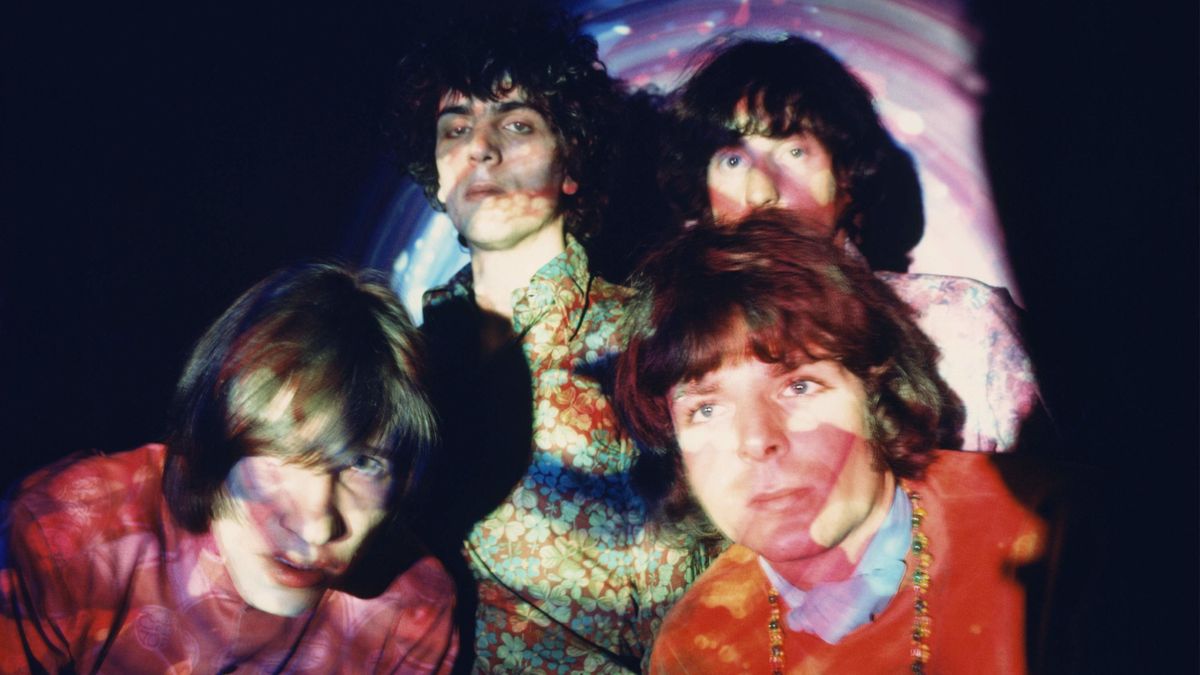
{"left": 766, "top": 487, "right": 931, "bottom": 675}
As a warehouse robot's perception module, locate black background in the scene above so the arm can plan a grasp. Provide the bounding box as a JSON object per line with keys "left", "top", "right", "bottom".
{"left": 3, "top": 2, "right": 1196, "bottom": 670}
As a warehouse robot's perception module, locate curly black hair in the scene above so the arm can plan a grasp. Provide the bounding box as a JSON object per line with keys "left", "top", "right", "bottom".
{"left": 666, "top": 35, "right": 925, "bottom": 272}
{"left": 386, "top": 1, "right": 620, "bottom": 242}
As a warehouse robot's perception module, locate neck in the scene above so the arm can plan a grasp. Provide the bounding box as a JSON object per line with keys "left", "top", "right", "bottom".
{"left": 773, "top": 471, "right": 897, "bottom": 589}
{"left": 470, "top": 223, "right": 566, "bottom": 318}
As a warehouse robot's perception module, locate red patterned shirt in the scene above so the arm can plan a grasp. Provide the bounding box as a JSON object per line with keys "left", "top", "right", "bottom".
{"left": 0, "top": 444, "right": 458, "bottom": 674}
{"left": 649, "top": 451, "right": 1047, "bottom": 674}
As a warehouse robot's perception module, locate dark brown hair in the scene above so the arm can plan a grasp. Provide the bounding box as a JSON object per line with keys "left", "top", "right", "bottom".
{"left": 666, "top": 36, "right": 924, "bottom": 271}
{"left": 615, "top": 212, "right": 961, "bottom": 528}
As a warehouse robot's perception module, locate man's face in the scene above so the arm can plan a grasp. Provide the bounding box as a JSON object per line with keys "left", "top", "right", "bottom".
{"left": 707, "top": 131, "right": 842, "bottom": 236}
{"left": 670, "top": 355, "right": 887, "bottom": 575}
{"left": 434, "top": 87, "right": 575, "bottom": 252}
{"left": 211, "top": 450, "right": 392, "bottom": 616}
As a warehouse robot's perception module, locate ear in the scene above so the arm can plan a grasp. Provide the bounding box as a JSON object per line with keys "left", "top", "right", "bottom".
{"left": 561, "top": 175, "right": 578, "bottom": 196}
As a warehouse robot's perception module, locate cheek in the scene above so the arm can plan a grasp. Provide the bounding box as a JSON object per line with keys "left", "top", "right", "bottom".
{"left": 783, "top": 423, "right": 859, "bottom": 479}
{"left": 227, "top": 460, "right": 282, "bottom": 504}
{"left": 707, "top": 174, "right": 745, "bottom": 221}
{"left": 435, "top": 152, "right": 464, "bottom": 204}
{"left": 340, "top": 479, "right": 392, "bottom": 522}
{"left": 510, "top": 143, "right": 566, "bottom": 195}
{"left": 225, "top": 460, "right": 296, "bottom": 532}
{"left": 807, "top": 168, "right": 838, "bottom": 208}
{"left": 679, "top": 432, "right": 740, "bottom": 513}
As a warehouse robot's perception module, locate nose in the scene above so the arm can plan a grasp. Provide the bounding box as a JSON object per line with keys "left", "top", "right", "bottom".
{"left": 467, "top": 126, "right": 499, "bottom": 164}
{"left": 736, "top": 402, "right": 789, "bottom": 462}
{"left": 282, "top": 469, "right": 344, "bottom": 547}
{"left": 744, "top": 165, "right": 779, "bottom": 209}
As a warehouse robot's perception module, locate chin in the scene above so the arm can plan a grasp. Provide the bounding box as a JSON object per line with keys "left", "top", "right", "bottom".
{"left": 737, "top": 518, "right": 824, "bottom": 561}
{"left": 241, "top": 583, "right": 322, "bottom": 617}
{"left": 754, "top": 538, "right": 829, "bottom": 564}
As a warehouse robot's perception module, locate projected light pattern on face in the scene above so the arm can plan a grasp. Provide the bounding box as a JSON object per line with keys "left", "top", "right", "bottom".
{"left": 365, "top": 0, "right": 1015, "bottom": 319}
{"left": 212, "top": 451, "right": 392, "bottom": 617}
{"left": 670, "top": 355, "right": 888, "bottom": 583}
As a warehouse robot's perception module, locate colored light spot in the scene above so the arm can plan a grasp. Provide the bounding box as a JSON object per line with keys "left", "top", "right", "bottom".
{"left": 895, "top": 108, "right": 926, "bottom": 136}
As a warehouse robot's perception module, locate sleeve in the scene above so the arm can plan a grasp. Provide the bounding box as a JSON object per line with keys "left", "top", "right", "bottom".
{"left": 647, "top": 639, "right": 686, "bottom": 675}
{"left": 630, "top": 528, "right": 718, "bottom": 673}
{"left": 886, "top": 272, "right": 1043, "bottom": 452}
{"left": 0, "top": 498, "right": 77, "bottom": 673}
{"left": 974, "top": 283, "right": 1042, "bottom": 452}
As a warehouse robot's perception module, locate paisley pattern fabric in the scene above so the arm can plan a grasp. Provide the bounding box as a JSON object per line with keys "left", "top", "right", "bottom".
{"left": 0, "top": 444, "right": 458, "bottom": 674}
{"left": 878, "top": 271, "right": 1041, "bottom": 452}
{"left": 649, "top": 451, "right": 1047, "bottom": 674}
{"left": 424, "top": 237, "right": 709, "bottom": 673}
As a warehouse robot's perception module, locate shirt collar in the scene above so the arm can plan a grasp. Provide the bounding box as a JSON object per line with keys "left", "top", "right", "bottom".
{"left": 423, "top": 235, "right": 591, "bottom": 312}
{"left": 759, "top": 484, "right": 911, "bottom": 644}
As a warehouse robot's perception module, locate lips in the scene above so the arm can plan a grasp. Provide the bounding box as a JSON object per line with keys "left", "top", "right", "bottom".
{"left": 266, "top": 555, "right": 335, "bottom": 589}
{"left": 464, "top": 182, "right": 504, "bottom": 200}
{"left": 749, "top": 487, "right": 810, "bottom": 512}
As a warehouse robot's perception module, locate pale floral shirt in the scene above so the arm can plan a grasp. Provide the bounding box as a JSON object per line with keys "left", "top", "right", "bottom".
{"left": 878, "top": 271, "right": 1041, "bottom": 452}
{"left": 424, "top": 237, "right": 709, "bottom": 673}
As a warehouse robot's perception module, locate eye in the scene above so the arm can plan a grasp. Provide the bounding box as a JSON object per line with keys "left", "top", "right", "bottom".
{"left": 788, "top": 146, "right": 805, "bottom": 158}
{"left": 505, "top": 120, "right": 533, "bottom": 134}
{"left": 687, "top": 402, "right": 723, "bottom": 424}
{"left": 440, "top": 123, "right": 469, "bottom": 140}
{"left": 783, "top": 379, "right": 820, "bottom": 397}
{"left": 712, "top": 150, "right": 746, "bottom": 172}
{"left": 347, "top": 454, "right": 390, "bottom": 479}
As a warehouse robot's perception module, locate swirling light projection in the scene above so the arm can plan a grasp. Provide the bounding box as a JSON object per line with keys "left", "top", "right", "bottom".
{"left": 365, "top": 0, "right": 1016, "bottom": 321}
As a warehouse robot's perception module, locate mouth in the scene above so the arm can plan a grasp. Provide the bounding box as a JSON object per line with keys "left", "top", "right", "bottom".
{"left": 749, "top": 487, "right": 809, "bottom": 511}
{"left": 266, "top": 555, "right": 336, "bottom": 589}
{"left": 464, "top": 182, "right": 504, "bottom": 200}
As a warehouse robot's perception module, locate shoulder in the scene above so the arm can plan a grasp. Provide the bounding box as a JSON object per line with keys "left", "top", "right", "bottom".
{"left": 11, "top": 445, "right": 165, "bottom": 533}
{"left": 333, "top": 554, "right": 456, "bottom": 620}
{"left": 918, "top": 451, "right": 1046, "bottom": 562}
{"left": 384, "top": 555, "right": 457, "bottom": 607}
{"left": 876, "top": 271, "right": 1019, "bottom": 318}
{"left": 5, "top": 445, "right": 167, "bottom": 596}
{"left": 652, "top": 545, "right": 766, "bottom": 671}
{"left": 585, "top": 275, "right": 633, "bottom": 322}
{"left": 660, "top": 544, "right": 763, "bottom": 631}
{"left": 921, "top": 450, "right": 1028, "bottom": 504}
{"left": 422, "top": 264, "right": 473, "bottom": 312}
{"left": 324, "top": 555, "right": 458, "bottom": 668}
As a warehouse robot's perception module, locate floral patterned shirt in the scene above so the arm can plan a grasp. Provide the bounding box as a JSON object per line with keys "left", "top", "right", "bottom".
{"left": 0, "top": 444, "right": 458, "bottom": 674}
{"left": 423, "top": 237, "right": 709, "bottom": 673}
{"left": 878, "top": 271, "right": 1041, "bottom": 452}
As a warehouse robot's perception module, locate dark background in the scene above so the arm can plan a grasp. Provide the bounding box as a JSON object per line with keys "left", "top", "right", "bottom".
{"left": 3, "top": 2, "right": 1196, "bottom": 671}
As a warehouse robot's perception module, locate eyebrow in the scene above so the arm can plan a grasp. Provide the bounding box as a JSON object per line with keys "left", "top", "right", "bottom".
{"left": 435, "top": 99, "right": 539, "bottom": 121}
{"left": 672, "top": 379, "right": 720, "bottom": 400}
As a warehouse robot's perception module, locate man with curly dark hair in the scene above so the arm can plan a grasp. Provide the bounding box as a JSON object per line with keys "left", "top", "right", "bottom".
{"left": 388, "top": 3, "right": 707, "bottom": 671}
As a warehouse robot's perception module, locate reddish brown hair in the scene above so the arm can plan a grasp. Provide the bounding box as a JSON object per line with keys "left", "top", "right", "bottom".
{"left": 616, "top": 212, "right": 962, "bottom": 526}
